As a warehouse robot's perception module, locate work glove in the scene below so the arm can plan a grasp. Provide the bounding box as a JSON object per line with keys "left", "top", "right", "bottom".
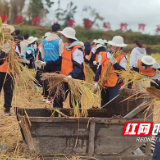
{"left": 110, "top": 56, "right": 117, "bottom": 65}
{"left": 93, "top": 61, "right": 97, "bottom": 65}
{"left": 94, "top": 82, "right": 98, "bottom": 94}
{"left": 85, "top": 55, "right": 89, "bottom": 60}
{"left": 23, "top": 59, "right": 30, "bottom": 64}
{"left": 63, "top": 75, "right": 72, "bottom": 82}
{"left": 35, "top": 60, "right": 46, "bottom": 69}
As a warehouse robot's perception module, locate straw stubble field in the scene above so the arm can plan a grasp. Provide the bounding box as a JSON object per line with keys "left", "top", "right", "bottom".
{"left": 0, "top": 53, "right": 160, "bottom": 160}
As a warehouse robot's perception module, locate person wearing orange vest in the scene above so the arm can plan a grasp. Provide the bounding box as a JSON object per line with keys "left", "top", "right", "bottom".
{"left": 0, "top": 24, "right": 15, "bottom": 116}
{"left": 132, "top": 55, "right": 160, "bottom": 80}
{"left": 94, "top": 36, "right": 127, "bottom": 107}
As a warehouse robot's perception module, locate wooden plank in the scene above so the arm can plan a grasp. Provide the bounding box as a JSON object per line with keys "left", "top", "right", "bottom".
{"left": 124, "top": 101, "right": 149, "bottom": 119}
{"left": 32, "top": 137, "right": 88, "bottom": 155}
{"left": 88, "top": 122, "right": 95, "bottom": 156}
{"left": 20, "top": 116, "right": 37, "bottom": 156}
{"left": 145, "top": 142, "right": 151, "bottom": 155}
{"left": 30, "top": 122, "right": 89, "bottom": 137}
{"left": 28, "top": 117, "right": 126, "bottom": 124}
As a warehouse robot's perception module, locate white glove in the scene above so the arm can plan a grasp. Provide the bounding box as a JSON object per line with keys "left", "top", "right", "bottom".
{"left": 110, "top": 56, "right": 117, "bottom": 65}
{"left": 63, "top": 75, "right": 72, "bottom": 82}
{"left": 94, "top": 82, "right": 98, "bottom": 91}
{"left": 23, "top": 59, "right": 30, "bottom": 64}
{"left": 35, "top": 60, "right": 46, "bottom": 69}
{"left": 85, "top": 55, "right": 89, "bottom": 60}
{"left": 93, "top": 61, "right": 97, "bottom": 65}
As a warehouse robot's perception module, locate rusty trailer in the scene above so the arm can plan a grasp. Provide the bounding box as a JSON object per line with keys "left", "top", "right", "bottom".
{"left": 15, "top": 89, "right": 153, "bottom": 160}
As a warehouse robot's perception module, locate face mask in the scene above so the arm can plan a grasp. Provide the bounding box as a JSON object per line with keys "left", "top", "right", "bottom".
{"left": 34, "top": 44, "right": 37, "bottom": 50}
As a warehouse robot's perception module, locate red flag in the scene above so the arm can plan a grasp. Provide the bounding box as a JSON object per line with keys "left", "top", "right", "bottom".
{"left": 84, "top": 19, "right": 92, "bottom": 29}
{"left": 0, "top": 15, "right": 7, "bottom": 22}
{"left": 103, "top": 22, "right": 111, "bottom": 29}
{"left": 16, "top": 15, "right": 23, "bottom": 24}
{"left": 32, "top": 17, "right": 41, "bottom": 25}
{"left": 138, "top": 23, "right": 145, "bottom": 31}
{"left": 67, "top": 19, "right": 75, "bottom": 27}
{"left": 156, "top": 25, "right": 160, "bottom": 33}
{"left": 120, "top": 23, "right": 128, "bottom": 31}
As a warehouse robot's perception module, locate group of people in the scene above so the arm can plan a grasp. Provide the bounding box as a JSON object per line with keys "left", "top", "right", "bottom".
{"left": 0, "top": 23, "right": 160, "bottom": 116}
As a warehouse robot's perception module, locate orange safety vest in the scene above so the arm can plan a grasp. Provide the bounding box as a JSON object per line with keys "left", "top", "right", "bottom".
{"left": 99, "top": 52, "right": 126, "bottom": 87}
{"left": 36, "top": 43, "right": 42, "bottom": 60}
{"left": 61, "top": 45, "right": 86, "bottom": 80}
{"left": 138, "top": 59, "right": 155, "bottom": 77}
{"left": 88, "top": 44, "right": 97, "bottom": 61}
{"left": 0, "top": 42, "right": 16, "bottom": 73}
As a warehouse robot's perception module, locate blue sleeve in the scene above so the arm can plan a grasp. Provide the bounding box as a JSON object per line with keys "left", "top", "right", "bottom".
{"left": 151, "top": 79, "right": 160, "bottom": 89}
{"left": 68, "top": 60, "right": 83, "bottom": 79}
{"left": 132, "top": 67, "right": 139, "bottom": 72}
{"left": 94, "top": 65, "right": 101, "bottom": 82}
{"left": 113, "top": 63, "right": 126, "bottom": 71}
{"left": 46, "top": 56, "right": 62, "bottom": 66}
{"left": 84, "top": 43, "right": 91, "bottom": 55}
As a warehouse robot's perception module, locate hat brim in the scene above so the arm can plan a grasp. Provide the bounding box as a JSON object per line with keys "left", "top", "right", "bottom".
{"left": 58, "top": 31, "right": 78, "bottom": 41}
{"left": 28, "top": 38, "right": 38, "bottom": 44}
{"left": 2, "top": 25, "right": 15, "bottom": 33}
{"left": 108, "top": 41, "right": 127, "bottom": 47}
{"left": 141, "top": 57, "right": 156, "bottom": 65}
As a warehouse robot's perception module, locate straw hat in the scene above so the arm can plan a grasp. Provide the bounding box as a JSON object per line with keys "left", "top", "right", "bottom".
{"left": 108, "top": 36, "right": 127, "bottom": 47}
{"left": 79, "top": 41, "right": 84, "bottom": 47}
{"left": 58, "top": 27, "right": 77, "bottom": 40}
{"left": 42, "top": 32, "right": 51, "bottom": 38}
{"left": 96, "top": 39, "right": 104, "bottom": 45}
{"left": 96, "top": 44, "right": 103, "bottom": 50}
{"left": 141, "top": 55, "right": 156, "bottom": 65}
{"left": 2, "top": 24, "right": 15, "bottom": 33}
{"left": 93, "top": 39, "right": 97, "bottom": 43}
{"left": 28, "top": 36, "right": 38, "bottom": 44}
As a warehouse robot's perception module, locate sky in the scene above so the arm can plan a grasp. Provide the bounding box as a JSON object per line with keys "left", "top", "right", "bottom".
{"left": 46, "top": 0, "right": 160, "bottom": 35}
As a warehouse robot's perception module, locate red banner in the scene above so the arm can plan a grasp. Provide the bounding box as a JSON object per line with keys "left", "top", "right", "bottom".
{"left": 120, "top": 23, "right": 128, "bottom": 31}
{"left": 103, "top": 22, "right": 111, "bottom": 29}
{"left": 84, "top": 19, "right": 92, "bottom": 29}
{"left": 0, "top": 15, "right": 7, "bottom": 22}
{"left": 16, "top": 15, "right": 23, "bottom": 24}
{"left": 139, "top": 23, "right": 145, "bottom": 31}
{"left": 67, "top": 19, "right": 75, "bottom": 27}
{"left": 156, "top": 25, "right": 160, "bottom": 33}
{"left": 32, "top": 17, "right": 41, "bottom": 25}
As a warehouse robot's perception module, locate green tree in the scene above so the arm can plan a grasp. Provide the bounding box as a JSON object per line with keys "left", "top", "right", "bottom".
{"left": 55, "top": 0, "right": 77, "bottom": 27}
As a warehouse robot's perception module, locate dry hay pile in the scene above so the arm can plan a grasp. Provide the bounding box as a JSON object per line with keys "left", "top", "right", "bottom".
{"left": 42, "top": 73, "right": 100, "bottom": 117}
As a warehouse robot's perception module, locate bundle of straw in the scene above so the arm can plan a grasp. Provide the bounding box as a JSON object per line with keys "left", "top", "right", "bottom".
{"left": 85, "top": 64, "right": 95, "bottom": 82}
{"left": 100, "top": 50, "right": 121, "bottom": 85}
{"left": 42, "top": 73, "right": 100, "bottom": 117}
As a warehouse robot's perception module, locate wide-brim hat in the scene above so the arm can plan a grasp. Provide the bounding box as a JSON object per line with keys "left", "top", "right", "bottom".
{"left": 79, "top": 41, "right": 84, "bottom": 47}
{"left": 28, "top": 36, "right": 38, "bottom": 44}
{"left": 96, "top": 44, "right": 103, "bottom": 50}
{"left": 96, "top": 39, "right": 104, "bottom": 45}
{"left": 141, "top": 55, "right": 156, "bottom": 65}
{"left": 103, "top": 39, "right": 108, "bottom": 43}
{"left": 108, "top": 36, "right": 127, "bottom": 47}
{"left": 42, "top": 32, "right": 51, "bottom": 38}
{"left": 2, "top": 24, "right": 15, "bottom": 33}
{"left": 93, "top": 39, "right": 97, "bottom": 43}
{"left": 58, "top": 27, "right": 78, "bottom": 40}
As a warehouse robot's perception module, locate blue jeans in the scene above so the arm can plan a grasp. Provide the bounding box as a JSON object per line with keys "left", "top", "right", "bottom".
{"left": 152, "top": 132, "right": 160, "bottom": 160}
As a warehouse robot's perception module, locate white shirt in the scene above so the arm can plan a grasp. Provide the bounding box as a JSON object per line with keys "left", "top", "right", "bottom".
{"left": 72, "top": 48, "right": 83, "bottom": 65}
{"left": 91, "top": 46, "right": 96, "bottom": 54}
{"left": 130, "top": 47, "right": 146, "bottom": 68}
{"left": 20, "top": 40, "right": 29, "bottom": 56}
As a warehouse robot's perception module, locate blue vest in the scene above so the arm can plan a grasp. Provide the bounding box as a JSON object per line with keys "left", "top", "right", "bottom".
{"left": 23, "top": 46, "right": 35, "bottom": 60}
{"left": 43, "top": 38, "right": 60, "bottom": 62}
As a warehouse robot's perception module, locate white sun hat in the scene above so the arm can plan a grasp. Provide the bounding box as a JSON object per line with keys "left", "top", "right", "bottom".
{"left": 96, "top": 44, "right": 103, "bottom": 50}
{"left": 108, "top": 36, "right": 127, "bottom": 47}
{"left": 79, "top": 41, "right": 84, "bottom": 47}
{"left": 28, "top": 36, "right": 38, "bottom": 44}
{"left": 2, "top": 24, "right": 15, "bottom": 33}
{"left": 58, "top": 27, "right": 77, "bottom": 40}
{"left": 42, "top": 32, "right": 51, "bottom": 38}
{"left": 96, "top": 39, "right": 104, "bottom": 45}
{"left": 103, "top": 39, "right": 108, "bottom": 43}
{"left": 141, "top": 55, "right": 156, "bottom": 65}
{"left": 93, "top": 39, "right": 97, "bottom": 43}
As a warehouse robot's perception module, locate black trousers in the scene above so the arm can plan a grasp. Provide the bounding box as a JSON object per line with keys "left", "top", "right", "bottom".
{"left": 0, "top": 72, "right": 14, "bottom": 109}
{"left": 42, "top": 65, "right": 61, "bottom": 98}
{"left": 53, "top": 82, "right": 73, "bottom": 108}
{"left": 101, "top": 83, "right": 120, "bottom": 107}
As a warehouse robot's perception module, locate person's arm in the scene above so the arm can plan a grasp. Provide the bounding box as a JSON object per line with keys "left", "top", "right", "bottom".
{"left": 68, "top": 48, "right": 84, "bottom": 78}
{"left": 151, "top": 79, "right": 160, "bottom": 89}
{"left": 129, "top": 48, "right": 137, "bottom": 68}
{"left": 58, "top": 39, "right": 64, "bottom": 56}
{"left": 94, "top": 54, "right": 102, "bottom": 82}
{"left": 152, "top": 63, "right": 160, "bottom": 71}
{"left": 112, "top": 57, "right": 127, "bottom": 71}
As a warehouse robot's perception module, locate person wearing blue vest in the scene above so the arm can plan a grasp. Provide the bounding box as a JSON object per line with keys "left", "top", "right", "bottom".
{"left": 36, "top": 23, "right": 64, "bottom": 104}
{"left": 23, "top": 36, "right": 37, "bottom": 69}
